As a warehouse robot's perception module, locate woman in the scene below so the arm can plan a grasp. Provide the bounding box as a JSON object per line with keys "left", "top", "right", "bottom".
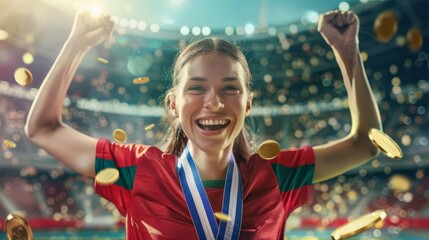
{"left": 25, "top": 9, "right": 381, "bottom": 239}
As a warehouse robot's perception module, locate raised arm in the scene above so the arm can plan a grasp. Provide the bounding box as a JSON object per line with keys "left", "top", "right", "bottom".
{"left": 312, "top": 11, "right": 382, "bottom": 183}
{"left": 25, "top": 11, "right": 115, "bottom": 177}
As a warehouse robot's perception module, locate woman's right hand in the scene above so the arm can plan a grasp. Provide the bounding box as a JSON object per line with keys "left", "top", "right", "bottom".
{"left": 69, "top": 10, "right": 115, "bottom": 49}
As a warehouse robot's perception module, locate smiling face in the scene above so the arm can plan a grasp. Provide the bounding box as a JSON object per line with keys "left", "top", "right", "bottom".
{"left": 170, "top": 53, "right": 252, "bottom": 154}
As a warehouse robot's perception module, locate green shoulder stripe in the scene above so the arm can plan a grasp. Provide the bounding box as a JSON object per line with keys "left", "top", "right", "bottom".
{"left": 95, "top": 158, "right": 137, "bottom": 190}
{"left": 271, "top": 163, "right": 314, "bottom": 193}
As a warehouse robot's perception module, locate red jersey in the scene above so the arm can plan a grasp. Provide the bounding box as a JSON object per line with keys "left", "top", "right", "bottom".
{"left": 94, "top": 138, "right": 314, "bottom": 239}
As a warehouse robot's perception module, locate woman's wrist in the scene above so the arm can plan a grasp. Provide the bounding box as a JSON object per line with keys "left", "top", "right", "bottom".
{"left": 64, "top": 35, "right": 92, "bottom": 53}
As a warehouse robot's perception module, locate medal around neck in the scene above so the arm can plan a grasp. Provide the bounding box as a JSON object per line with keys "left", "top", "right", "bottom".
{"left": 5, "top": 213, "right": 33, "bottom": 240}
{"left": 96, "top": 168, "right": 120, "bottom": 185}
{"left": 368, "top": 128, "right": 403, "bottom": 159}
{"left": 331, "top": 210, "right": 387, "bottom": 240}
{"left": 258, "top": 140, "right": 280, "bottom": 160}
{"left": 177, "top": 146, "right": 243, "bottom": 240}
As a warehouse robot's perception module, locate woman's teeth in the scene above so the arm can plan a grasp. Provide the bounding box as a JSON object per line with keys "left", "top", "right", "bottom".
{"left": 198, "top": 119, "right": 228, "bottom": 126}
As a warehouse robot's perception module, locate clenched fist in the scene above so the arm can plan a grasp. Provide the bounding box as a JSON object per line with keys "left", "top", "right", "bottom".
{"left": 69, "top": 10, "right": 115, "bottom": 49}
{"left": 318, "top": 10, "right": 359, "bottom": 53}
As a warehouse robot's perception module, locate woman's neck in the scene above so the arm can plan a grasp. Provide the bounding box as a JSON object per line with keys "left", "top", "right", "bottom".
{"left": 188, "top": 142, "right": 232, "bottom": 181}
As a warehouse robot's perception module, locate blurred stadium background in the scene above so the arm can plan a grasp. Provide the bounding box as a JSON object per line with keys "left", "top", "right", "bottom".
{"left": 0, "top": 0, "right": 428, "bottom": 239}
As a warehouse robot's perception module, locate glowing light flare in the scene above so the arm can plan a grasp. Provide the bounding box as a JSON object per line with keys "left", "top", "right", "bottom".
{"left": 22, "top": 53, "right": 34, "bottom": 65}
{"left": 339, "top": 2, "right": 350, "bottom": 11}
{"left": 225, "top": 26, "right": 234, "bottom": 35}
{"left": 128, "top": 19, "right": 138, "bottom": 29}
{"left": 0, "top": 29, "right": 9, "bottom": 40}
{"left": 306, "top": 11, "right": 319, "bottom": 24}
{"left": 150, "top": 24, "right": 160, "bottom": 33}
{"left": 138, "top": 21, "right": 147, "bottom": 30}
{"left": 244, "top": 23, "right": 255, "bottom": 34}
{"left": 180, "top": 26, "right": 190, "bottom": 35}
{"left": 191, "top": 26, "right": 201, "bottom": 36}
{"left": 202, "top": 26, "right": 211, "bottom": 36}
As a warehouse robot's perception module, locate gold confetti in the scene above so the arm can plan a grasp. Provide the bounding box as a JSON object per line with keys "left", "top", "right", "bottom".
{"left": 145, "top": 124, "right": 155, "bottom": 131}
{"left": 113, "top": 129, "right": 127, "bottom": 143}
{"left": 98, "top": 57, "right": 109, "bottom": 64}
{"left": 258, "top": 140, "right": 280, "bottom": 160}
{"left": 3, "top": 140, "right": 16, "bottom": 148}
{"left": 214, "top": 212, "right": 230, "bottom": 222}
{"left": 95, "top": 168, "right": 120, "bottom": 186}
{"left": 14, "top": 67, "right": 33, "bottom": 86}
{"left": 133, "top": 76, "right": 150, "bottom": 84}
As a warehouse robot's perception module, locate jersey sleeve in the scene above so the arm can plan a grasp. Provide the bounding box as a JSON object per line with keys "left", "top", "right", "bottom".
{"left": 94, "top": 138, "right": 148, "bottom": 216}
{"left": 270, "top": 145, "right": 315, "bottom": 217}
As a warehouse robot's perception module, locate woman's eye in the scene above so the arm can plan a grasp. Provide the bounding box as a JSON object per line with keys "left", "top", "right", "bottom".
{"left": 223, "top": 86, "right": 240, "bottom": 94}
{"left": 187, "top": 86, "right": 206, "bottom": 93}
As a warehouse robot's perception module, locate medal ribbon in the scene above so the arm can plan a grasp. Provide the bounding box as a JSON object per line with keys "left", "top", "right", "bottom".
{"left": 177, "top": 146, "right": 243, "bottom": 240}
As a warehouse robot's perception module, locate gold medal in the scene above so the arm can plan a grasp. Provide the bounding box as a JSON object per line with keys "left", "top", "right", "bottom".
{"left": 113, "top": 129, "right": 127, "bottom": 143}
{"left": 5, "top": 213, "right": 33, "bottom": 240}
{"left": 14, "top": 67, "right": 33, "bottom": 86}
{"left": 331, "top": 210, "right": 387, "bottom": 240}
{"left": 258, "top": 140, "right": 280, "bottom": 160}
{"left": 3, "top": 140, "right": 17, "bottom": 148}
{"left": 133, "top": 76, "right": 150, "bottom": 84}
{"left": 214, "top": 212, "right": 230, "bottom": 222}
{"left": 368, "top": 128, "right": 403, "bottom": 159}
{"left": 144, "top": 123, "right": 155, "bottom": 131}
{"left": 95, "top": 168, "right": 120, "bottom": 186}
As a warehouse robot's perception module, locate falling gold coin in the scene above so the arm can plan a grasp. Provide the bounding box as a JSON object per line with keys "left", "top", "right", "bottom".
{"left": 214, "top": 212, "right": 230, "bottom": 222}
{"left": 331, "top": 210, "right": 387, "bottom": 240}
{"left": 5, "top": 213, "right": 33, "bottom": 240}
{"left": 388, "top": 174, "right": 411, "bottom": 193}
{"left": 113, "top": 129, "right": 127, "bottom": 143}
{"left": 95, "top": 168, "right": 120, "bottom": 186}
{"left": 98, "top": 57, "right": 109, "bottom": 64}
{"left": 14, "top": 67, "right": 33, "bottom": 86}
{"left": 3, "top": 140, "right": 16, "bottom": 148}
{"left": 145, "top": 123, "right": 155, "bottom": 131}
{"left": 133, "top": 76, "right": 150, "bottom": 84}
{"left": 3, "top": 140, "right": 17, "bottom": 148}
{"left": 407, "top": 27, "right": 423, "bottom": 52}
{"left": 368, "top": 128, "right": 403, "bottom": 159}
{"left": 374, "top": 11, "right": 398, "bottom": 43}
{"left": 258, "top": 140, "right": 280, "bottom": 160}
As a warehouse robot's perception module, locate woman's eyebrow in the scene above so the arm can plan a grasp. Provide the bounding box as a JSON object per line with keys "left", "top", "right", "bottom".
{"left": 223, "top": 77, "right": 239, "bottom": 82}
{"left": 188, "top": 76, "right": 239, "bottom": 82}
{"left": 189, "top": 77, "right": 207, "bottom": 82}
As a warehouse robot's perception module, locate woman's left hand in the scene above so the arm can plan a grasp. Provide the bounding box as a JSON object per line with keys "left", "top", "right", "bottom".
{"left": 318, "top": 10, "right": 359, "bottom": 53}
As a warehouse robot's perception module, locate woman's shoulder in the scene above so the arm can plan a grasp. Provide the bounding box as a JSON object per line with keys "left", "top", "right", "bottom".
{"left": 245, "top": 145, "right": 314, "bottom": 167}
{"left": 97, "top": 138, "right": 176, "bottom": 162}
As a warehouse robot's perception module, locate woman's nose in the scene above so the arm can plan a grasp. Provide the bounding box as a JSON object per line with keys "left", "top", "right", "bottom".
{"left": 204, "top": 90, "right": 225, "bottom": 111}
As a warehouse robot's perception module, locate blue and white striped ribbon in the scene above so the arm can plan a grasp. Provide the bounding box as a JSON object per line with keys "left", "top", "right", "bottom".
{"left": 177, "top": 146, "right": 242, "bottom": 240}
